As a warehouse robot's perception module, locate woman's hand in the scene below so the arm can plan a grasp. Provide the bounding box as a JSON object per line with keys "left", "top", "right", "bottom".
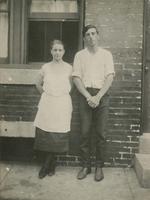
{"left": 35, "top": 73, "right": 44, "bottom": 94}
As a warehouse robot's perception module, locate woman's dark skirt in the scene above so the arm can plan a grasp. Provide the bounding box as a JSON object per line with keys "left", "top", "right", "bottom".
{"left": 34, "top": 127, "right": 69, "bottom": 153}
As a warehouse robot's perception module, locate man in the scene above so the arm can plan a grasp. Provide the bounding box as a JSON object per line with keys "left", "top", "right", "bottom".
{"left": 72, "top": 25, "right": 115, "bottom": 181}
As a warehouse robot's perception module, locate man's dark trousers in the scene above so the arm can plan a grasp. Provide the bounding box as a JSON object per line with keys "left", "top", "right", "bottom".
{"left": 79, "top": 88, "right": 109, "bottom": 168}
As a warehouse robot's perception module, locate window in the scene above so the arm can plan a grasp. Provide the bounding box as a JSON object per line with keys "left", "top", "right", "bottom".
{"left": 30, "top": 0, "right": 78, "bottom": 13}
{"left": 0, "top": 0, "right": 8, "bottom": 63}
{"left": 0, "top": 0, "right": 84, "bottom": 65}
{"left": 28, "top": 0, "right": 83, "bottom": 63}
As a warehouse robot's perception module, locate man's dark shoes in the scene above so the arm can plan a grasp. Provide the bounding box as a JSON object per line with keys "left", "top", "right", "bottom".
{"left": 77, "top": 167, "right": 91, "bottom": 180}
{"left": 94, "top": 167, "right": 104, "bottom": 182}
{"left": 48, "top": 160, "right": 56, "bottom": 176}
{"left": 38, "top": 166, "right": 48, "bottom": 179}
{"left": 48, "top": 169, "right": 55, "bottom": 176}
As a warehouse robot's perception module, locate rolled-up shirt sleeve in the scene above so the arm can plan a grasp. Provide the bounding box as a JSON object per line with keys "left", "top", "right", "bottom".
{"left": 104, "top": 51, "right": 115, "bottom": 78}
{"left": 72, "top": 53, "right": 82, "bottom": 79}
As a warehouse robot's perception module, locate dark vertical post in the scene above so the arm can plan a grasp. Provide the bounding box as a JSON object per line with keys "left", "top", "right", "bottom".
{"left": 9, "top": 0, "right": 29, "bottom": 64}
{"left": 78, "top": 0, "right": 85, "bottom": 50}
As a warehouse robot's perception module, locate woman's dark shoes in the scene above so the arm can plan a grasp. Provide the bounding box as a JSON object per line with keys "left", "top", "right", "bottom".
{"left": 38, "top": 166, "right": 49, "bottom": 179}
{"left": 77, "top": 167, "right": 91, "bottom": 180}
{"left": 94, "top": 167, "right": 104, "bottom": 182}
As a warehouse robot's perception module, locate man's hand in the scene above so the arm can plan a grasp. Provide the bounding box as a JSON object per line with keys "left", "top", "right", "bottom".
{"left": 87, "top": 95, "right": 102, "bottom": 108}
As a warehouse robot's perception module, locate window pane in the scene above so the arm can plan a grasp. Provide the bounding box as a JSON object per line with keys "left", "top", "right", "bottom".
{"left": 0, "top": 0, "right": 8, "bottom": 11}
{"left": 62, "top": 22, "right": 79, "bottom": 63}
{"left": 30, "top": 0, "right": 78, "bottom": 13}
{"left": 28, "top": 21, "right": 60, "bottom": 62}
{"left": 28, "top": 21, "right": 78, "bottom": 63}
{"left": 28, "top": 21, "right": 45, "bottom": 62}
{"left": 0, "top": 1, "right": 8, "bottom": 59}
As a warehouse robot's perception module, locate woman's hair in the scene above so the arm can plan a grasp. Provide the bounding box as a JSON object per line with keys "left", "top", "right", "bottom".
{"left": 50, "top": 39, "right": 65, "bottom": 49}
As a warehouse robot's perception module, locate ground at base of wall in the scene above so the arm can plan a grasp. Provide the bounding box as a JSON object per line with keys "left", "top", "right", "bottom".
{"left": 0, "top": 161, "right": 150, "bottom": 200}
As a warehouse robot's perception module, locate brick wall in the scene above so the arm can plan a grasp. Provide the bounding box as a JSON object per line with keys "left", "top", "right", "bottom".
{"left": 85, "top": 0, "right": 143, "bottom": 166}
{"left": 0, "top": 0, "right": 144, "bottom": 167}
{"left": 0, "top": 85, "right": 39, "bottom": 121}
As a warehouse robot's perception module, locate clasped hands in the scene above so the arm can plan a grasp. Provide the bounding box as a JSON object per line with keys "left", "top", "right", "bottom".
{"left": 86, "top": 95, "right": 101, "bottom": 108}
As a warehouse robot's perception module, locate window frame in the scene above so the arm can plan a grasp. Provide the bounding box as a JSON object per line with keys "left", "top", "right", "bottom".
{"left": 29, "top": 12, "right": 79, "bottom": 20}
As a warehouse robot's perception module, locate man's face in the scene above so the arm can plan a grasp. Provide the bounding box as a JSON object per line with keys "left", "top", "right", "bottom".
{"left": 84, "top": 28, "right": 99, "bottom": 47}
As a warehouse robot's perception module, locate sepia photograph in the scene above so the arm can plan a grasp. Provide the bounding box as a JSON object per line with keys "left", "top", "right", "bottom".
{"left": 0, "top": 0, "right": 150, "bottom": 199}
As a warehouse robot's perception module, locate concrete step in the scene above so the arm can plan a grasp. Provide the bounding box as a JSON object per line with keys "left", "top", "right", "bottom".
{"left": 139, "top": 133, "right": 150, "bottom": 154}
{"left": 134, "top": 153, "right": 150, "bottom": 188}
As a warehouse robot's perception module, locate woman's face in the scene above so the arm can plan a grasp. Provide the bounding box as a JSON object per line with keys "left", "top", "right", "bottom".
{"left": 51, "top": 43, "right": 65, "bottom": 62}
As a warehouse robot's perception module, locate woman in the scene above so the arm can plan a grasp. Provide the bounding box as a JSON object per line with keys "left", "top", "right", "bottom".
{"left": 34, "top": 40, "right": 73, "bottom": 179}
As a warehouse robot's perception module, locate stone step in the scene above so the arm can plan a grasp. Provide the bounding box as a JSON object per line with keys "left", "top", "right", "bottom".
{"left": 139, "top": 133, "right": 150, "bottom": 154}
{"left": 134, "top": 153, "right": 150, "bottom": 188}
